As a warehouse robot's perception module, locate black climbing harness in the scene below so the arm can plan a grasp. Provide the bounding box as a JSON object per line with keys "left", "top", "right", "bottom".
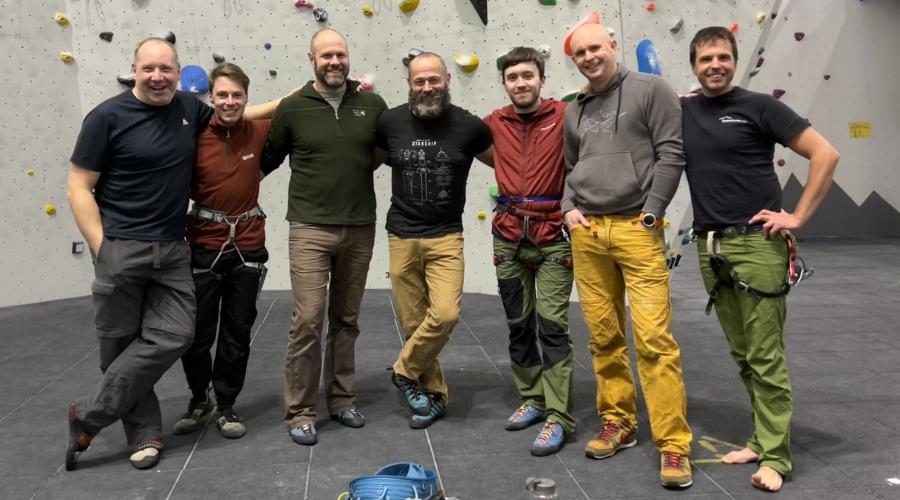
{"left": 188, "top": 203, "right": 268, "bottom": 296}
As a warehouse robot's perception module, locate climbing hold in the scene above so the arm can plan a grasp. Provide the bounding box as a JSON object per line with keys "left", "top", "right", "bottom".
{"left": 355, "top": 74, "right": 375, "bottom": 92}
{"left": 99, "top": 31, "right": 113, "bottom": 42}
{"left": 362, "top": 5, "right": 374, "bottom": 16}
{"left": 771, "top": 11, "right": 778, "bottom": 19}
{"left": 758, "top": 47, "right": 765, "bottom": 55}
{"left": 772, "top": 89, "right": 785, "bottom": 99}
{"left": 295, "top": 0, "right": 314, "bottom": 7}
{"left": 495, "top": 53, "right": 507, "bottom": 71}
{"left": 776, "top": 159, "right": 785, "bottom": 166}
{"left": 44, "top": 204, "right": 57, "bottom": 216}
{"left": 180, "top": 65, "right": 209, "bottom": 93}
{"left": 59, "top": 51, "right": 75, "bottom": 63}
{"left": 538, "top": 0, "right": 556, "bottom": 5}
{"left": 607, "top": 26, "right": 615, "bottom": 38}
{"left": 645, "top": 2, "right": 656, "bottom": 12}
{"left": 756, "top": 12, "right": 767, "bottom": 23}
{"left": 488, "top": 185, "right": 498, "bottom": 198}
{"left": 537, "top": 44, "right": 551, "bottom": 59}
{"left": 399, "top": 0, "right": 419, "bottom": 14}
{"left": 787, "top": 72, "right": 792, "bottom": 78}
{"left": 477, "top": 211, "right": 487, "bottom": 220}
{"left": 635, "top": 39, "right": 662, "bottom": 76}
{"left": 313, "top": 7, "right": 328, "bottom": 22}
{"left": 561, "top": 90, "right": 579, "bottom": 102}
{"left": 269, "top": 69, "right": 277, "bottom": 76}
{"left": 26, "top": 168, "right": 34, "bottom": 176}
{"left": 728, "top": 22, "right": 739, "bottom": 33}
{"left": 823, "top": 74, "right": 831, "bottom": 80}
{"left": 794, "top": 32, "right": 805, "bottom": 41}
{"left": 454, "top": 53, "right": 480, "bottom": 73}
{"left": 670, "top": 17, "right": 684, "bottom": 33}
{"left": 213, "top": 53, "right": 225, "bottom": 63}
{"left": 117, "top": 74, "right": 135, "bottom": 87}
{"left": 749, "top": 68, "right": 760, "bottom": 77}
{"left": 402, "top": 48, "right": 423, "bottom": 67}
{"left": 563, "top": 11, "right": 601, "bottom": 57}
{"left": 468, "top": 0, "right": 488, "bottom": 25}
{"left": 264, "top": 42, "right": 272, "bottom": 49}
{"left": 165, "top": 31, "right": 176, "bottom": 44}
{"left": 54, "top": 12, "right": 70, "bottom": 26}
{"left": 755, "top": 57, "right": 765, "bottom": 68}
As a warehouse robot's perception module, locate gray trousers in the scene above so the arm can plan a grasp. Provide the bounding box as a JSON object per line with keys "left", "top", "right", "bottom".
{"left": 78, "top": 238, "right": 195, "bottom": 445}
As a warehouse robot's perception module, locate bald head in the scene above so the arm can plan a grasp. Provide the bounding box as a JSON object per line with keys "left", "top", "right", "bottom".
{"left": 309, "top": 28, "right": 347, "bottom": 56}
{"left": 569, "top": 23, "right": 619, "bottom": 91}
{"left": 408, "top": 52, "right": 448, "bottom": 79}
{"left": 308, "top": 28, "right": 349, "bottom": 91}
{"left": 133, "top": 37, "right": 179, "bottom": 67}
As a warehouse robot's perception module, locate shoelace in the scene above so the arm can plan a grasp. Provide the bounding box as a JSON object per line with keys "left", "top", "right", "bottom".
{"left": 511, "top": 405, "right": 530, "bottom": 420}
{"left": 535, "top": 423, "right": 558, "bottom": 445}
{"left": 596, "top": 421, "right": 621, "bottom": 442}
{"left": 399, "top": 378, "right": 425, "bottom": 401}
{"left": 663, "top": 452, "right": 685, "bottom": 469}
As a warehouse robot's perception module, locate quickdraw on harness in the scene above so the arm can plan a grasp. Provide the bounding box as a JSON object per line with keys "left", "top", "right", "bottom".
{"left": 495, "top": 194, "right": 564, "bottom": 245}
{"left": 188, "top": 203, "right": 268, "bottom": 282}
{"left": 704, "top": 226, "right": 813, "bottom": 316}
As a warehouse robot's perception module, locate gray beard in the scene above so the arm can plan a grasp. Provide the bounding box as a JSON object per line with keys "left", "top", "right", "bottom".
{"left": 408, "top": 89, "right": 451, "bottom": 119}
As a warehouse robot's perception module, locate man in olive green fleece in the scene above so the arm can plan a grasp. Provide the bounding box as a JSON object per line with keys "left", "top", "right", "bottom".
{"left": 261, "top": 28, "right": 387, "bottom": 446}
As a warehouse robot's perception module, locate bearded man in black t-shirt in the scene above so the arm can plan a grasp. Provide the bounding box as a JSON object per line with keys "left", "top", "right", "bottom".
{"left": 682, "top": 27, "right": 840, "bottom": 493}
{"left": 375, "top": 53, "right": 492, "bottom": 429}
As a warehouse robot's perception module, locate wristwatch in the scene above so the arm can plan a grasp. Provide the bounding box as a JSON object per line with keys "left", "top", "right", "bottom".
{"left": 640, "top": 212, "right": 657, "bottom": 228}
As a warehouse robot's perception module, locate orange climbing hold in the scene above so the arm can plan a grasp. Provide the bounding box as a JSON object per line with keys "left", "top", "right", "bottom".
{"left": 645, "top": 2, "right": 656, "bottom": 12}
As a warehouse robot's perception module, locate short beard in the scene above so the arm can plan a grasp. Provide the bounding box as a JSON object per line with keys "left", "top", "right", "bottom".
{"left": 315, "top": 63, "right": 348, "bottom": 91}
{"left": 408, "top": 89, "right": 451, "bottom": 119}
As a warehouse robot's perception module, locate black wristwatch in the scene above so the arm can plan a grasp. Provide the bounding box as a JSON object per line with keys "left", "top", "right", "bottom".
{"left": 640, "top": 212, "right": 657, "bottom": 228}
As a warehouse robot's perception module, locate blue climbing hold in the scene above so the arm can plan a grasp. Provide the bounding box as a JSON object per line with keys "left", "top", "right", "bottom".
{"left": 635, "top": 39, "right": 662, "bottom": 76}
{"left": 264, "top": 42, "right": 272, "bottom": 49}
{"left": 180, "top": 65, "right": 209, "bottom": 94}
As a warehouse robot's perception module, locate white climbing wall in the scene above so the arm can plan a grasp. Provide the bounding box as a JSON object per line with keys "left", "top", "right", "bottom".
{"left": 1, "top": 0, "right": 777, "bottom": 307}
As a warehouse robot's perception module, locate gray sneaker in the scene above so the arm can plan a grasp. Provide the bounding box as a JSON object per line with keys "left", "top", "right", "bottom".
{"left": 216, "top": 409, "right": 246, "bottom": 439}
{"left": 173, "top": 401, "right": 213, "bottom": 435}
{"left": 289, "top": 423, "right": 317, "bottom": 446}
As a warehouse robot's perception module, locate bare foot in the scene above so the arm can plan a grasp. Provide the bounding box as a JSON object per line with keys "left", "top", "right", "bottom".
{"left": 721, "top": 447, "right": 759, "bottom": 464}
{"left": 751, "top": 466, "right": 783, "bottom": 492}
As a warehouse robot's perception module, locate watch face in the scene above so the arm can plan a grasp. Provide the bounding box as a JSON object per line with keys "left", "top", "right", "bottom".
{"left": 642, "top": 214, "right": 656, "bottom": 227}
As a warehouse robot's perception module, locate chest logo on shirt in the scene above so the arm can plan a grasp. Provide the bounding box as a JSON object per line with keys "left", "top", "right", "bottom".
{"left": 719, "top": 115, "right": 749, "bottom": 124}
{"left": 582, "top": 111, "right": 627, "bottom": 138}
{"left": 242, "top": 153, "right": 255, "bottom": 161}
{"left": 182, "top": 118, "right": 190, "bottom": 126}
{"left": 397, "top": 146, "right": 452, "bottom": 205}
{"left": 352, "top": 109, "right": 366, "bottom": 117}
{"left": 540, "top": 122, "right": 557, "bottom": 132}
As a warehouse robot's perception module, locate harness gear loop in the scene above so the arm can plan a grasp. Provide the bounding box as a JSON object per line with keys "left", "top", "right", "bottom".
{"left": 703, "top": 228, "right": 813, "bottom": 316}
{"left": 188, "top": 203, "right": 267, "bottom": 277}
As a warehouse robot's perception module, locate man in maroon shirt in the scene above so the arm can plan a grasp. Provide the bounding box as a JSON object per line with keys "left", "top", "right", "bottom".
{"left": 173, "top": 63, "right": 272, "bottom": 439}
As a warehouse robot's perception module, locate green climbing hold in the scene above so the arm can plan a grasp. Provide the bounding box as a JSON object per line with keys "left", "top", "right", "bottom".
{"left": 749, "top": 68, "right": 760, "bottom": 77}
{"left": 538, "top": 0, "right": 557, "bottom": 5}
{"left": 561, "top": 90, "right": 579, "bottom": 102}
{"left": 489, "top": 185, "right": 498, "bottom": 199}
{"left": 495, "top": 54, "right": 507, "bottom": 71}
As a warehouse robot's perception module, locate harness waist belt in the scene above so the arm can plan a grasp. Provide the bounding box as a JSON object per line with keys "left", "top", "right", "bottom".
{"left": 189, "top": 204, "right": 265, "bottom": 224}
{"left": 495, "top": 203, "right": 562, "bottom": 222}
{"left": 695, "top": 224, "right": 763, "bottom": 239}
{"left": 495, "top": 194, "right": 562, "bottom": 204}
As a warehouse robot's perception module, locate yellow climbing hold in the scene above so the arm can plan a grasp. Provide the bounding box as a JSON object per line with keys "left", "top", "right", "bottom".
{"left": 756, "top": 12, "right": 767, "bottom": 24}
{"left": 477, "top": 211, "right": 487, "bottom": 220}
{"left": 399, "top": 0, "right": 419, "bottom": 14}
{"left": 362, "top": 5, "right": 374, "bottom": 16}
{"left": 25, "top": 168, "right": 34, "bottom": 176}
{"left": 59, "top": 51, "right": 75, "bottom": 63}
{"left": 44, "top": 204, "right": 57, "bottom": 215}
{"left": 454, "top": 53, "right": 480, "bottom": 73}
{"left": 54, "top": 12, "right": 70, "bottom": 26}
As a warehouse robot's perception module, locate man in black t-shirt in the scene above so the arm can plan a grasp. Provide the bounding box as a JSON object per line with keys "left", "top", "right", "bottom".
{"left": 66, "top": 37, "right": 212, "bottom": 472}
{"left": 375, "top": 52, "right": 492, "bottom": 429}
{"left": 682, "top": 27, "right": 839, "bottom": 492}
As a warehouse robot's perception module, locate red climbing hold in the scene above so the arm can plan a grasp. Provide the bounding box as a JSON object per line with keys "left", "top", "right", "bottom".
{"left": 728, "top": 22, "right": 739, "bottom": 33}
{"left": 645, "top": 2, "right": 656, "bottom": 12}
{"left": 295, "top": 0, "right": 313, "bottom": 8}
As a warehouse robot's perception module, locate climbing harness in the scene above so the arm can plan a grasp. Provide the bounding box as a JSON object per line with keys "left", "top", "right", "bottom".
{"left": 188, "top": 203, "right": 268, "bottom": 296}
{"left": 702, "top": 225, "right": 813, "bottom": 315}
{"left": 340, "top": 462, "right": 442, "bottom": 500}
{"left": 494, "top": 194, "right": 563, "bottom": 244}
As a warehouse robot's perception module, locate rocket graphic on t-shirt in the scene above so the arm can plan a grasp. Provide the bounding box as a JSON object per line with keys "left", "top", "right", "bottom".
{"left": 399, "top": 144, "right": 454, "bottom": 205}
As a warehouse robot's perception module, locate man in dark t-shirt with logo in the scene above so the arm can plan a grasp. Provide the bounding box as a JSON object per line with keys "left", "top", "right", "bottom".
{"left": 375, "top": 52, "right": 492, "bottom": 429}
{"left": 682, "top": 27, "right": 839, "bottom": 492}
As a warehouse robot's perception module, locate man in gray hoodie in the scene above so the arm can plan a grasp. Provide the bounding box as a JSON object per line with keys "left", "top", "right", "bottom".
{"left": 563, "top": 23, "right": 693, "bottom": 490}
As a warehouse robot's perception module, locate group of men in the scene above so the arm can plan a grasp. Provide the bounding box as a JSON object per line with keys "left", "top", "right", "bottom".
{"left": 64, "top": 21, "right": 838, "bottom": 494}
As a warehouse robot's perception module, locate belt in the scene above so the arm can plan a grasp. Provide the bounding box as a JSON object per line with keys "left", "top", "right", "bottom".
{"left": 695, "top": 224, "right": 764, "bottom": 239}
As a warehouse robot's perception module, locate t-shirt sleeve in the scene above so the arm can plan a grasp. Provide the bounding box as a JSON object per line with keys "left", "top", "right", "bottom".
{"left": 193, "top": 98, "right": 214, "bottom": 131}
{"left": 468, "top": 116, "right": 493, "bottom": 155}
{"left": 70, "top": 107, "right": 111, "bottom": 172}
{"left": 760, "top": 96, "right": 809, "bottom": 146}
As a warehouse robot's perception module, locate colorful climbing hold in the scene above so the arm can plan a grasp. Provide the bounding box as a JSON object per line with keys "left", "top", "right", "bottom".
{"left": 728, "top": 22, "right": 739, "bottom": 33}
{"left": 776, "top": 159, "right": 785, "bottom": 166}
{"left": 213, "top": 53, "right": 225, "bottom": 63}
{"left": 794, "top": 32, "right": 805, "bottom": 41}
{"left": 295, "top": 0, "right": 314, "bottom": 7}
{"left": 59, "top": 51, "right": 75, "bottom": 63}
{"left": 749, "top": 68, "right": 760, "bottom": 77}
{"left": 538, "top": 0, "right": 556, "bottom": 5}
{"left": 25, "top": 168, "right": 34, "bottom": 176}
{"left": 264, "top": 42, "right": 272, "bottom": 49}
{"left": 54, "top": 12, "right": 70, "bottom": 26}
{"left": 117, "top": 74, "right": 135, "bottom": 87}
{"left": 488, "top": 185, "right": 498, "bottom": 198}
{"left": 756, "top": 12, "right": 767, "bottom": 23}
{"left": 561, "top": 90, "right": 579, "bottom": 102}
{"left": 44, "top": 204, "right": 57, "bottom": 216}
{"left": 180, "top": 65, "right": 209, "bottom": 93}
{"left": 537, "top": 44, "right": 551, "bottom": 59}
{"left": 402, "top": 48, "right": 423, "bottom": 67}
{"left": 165, "top": 31, "right": 176, "bottom": 44}
{"left": 635, "top": 39, "right": 662, "bottom": 76}
{"left": 772, "top": 89, "right": 785, "bottom": 99}
{"left": 645, "top": 2, "right": 656, "bottom": 12}
{"left": 607, "top": 26, "right": 615, "bottom": 38}
{"left": 756, "top": 57, "right": 765, "bottom": 68}
{"left": 355, "top": 74, "right": 375, "bottom": 92}
{"left": 477, "top": 211, "right": 487, "bottom": 220}
{"left": 313, "top": 7, "right": 328, "bottom": 22}
{"left": 399, "top": 0, "right": 419, "bottom": 14}
{"left": 454, "top": 53, "right": 480, "bottom": 73}
{"left": 362, "top": 5, "right": 374, "bottom": 16}
{"left": 99, "top": 31, "right": 113, "bottom": 42}
{"left": 563, "top": 11, "right": 601, "bottom": 57}
{"left": 670, "top": 17, "right": 684, "bottom": 33}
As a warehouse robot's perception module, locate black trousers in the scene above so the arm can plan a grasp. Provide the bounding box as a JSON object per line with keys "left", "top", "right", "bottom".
{"left": 180, "top": 247, "right": 266, "bottom": 411}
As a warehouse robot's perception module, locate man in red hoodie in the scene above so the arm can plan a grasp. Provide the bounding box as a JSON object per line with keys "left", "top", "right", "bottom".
{"left": 483, "top": 47, "right": 574, "bottom": 456}
{"left": 173, "top": 63, "right": 272, "bottom": 440}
